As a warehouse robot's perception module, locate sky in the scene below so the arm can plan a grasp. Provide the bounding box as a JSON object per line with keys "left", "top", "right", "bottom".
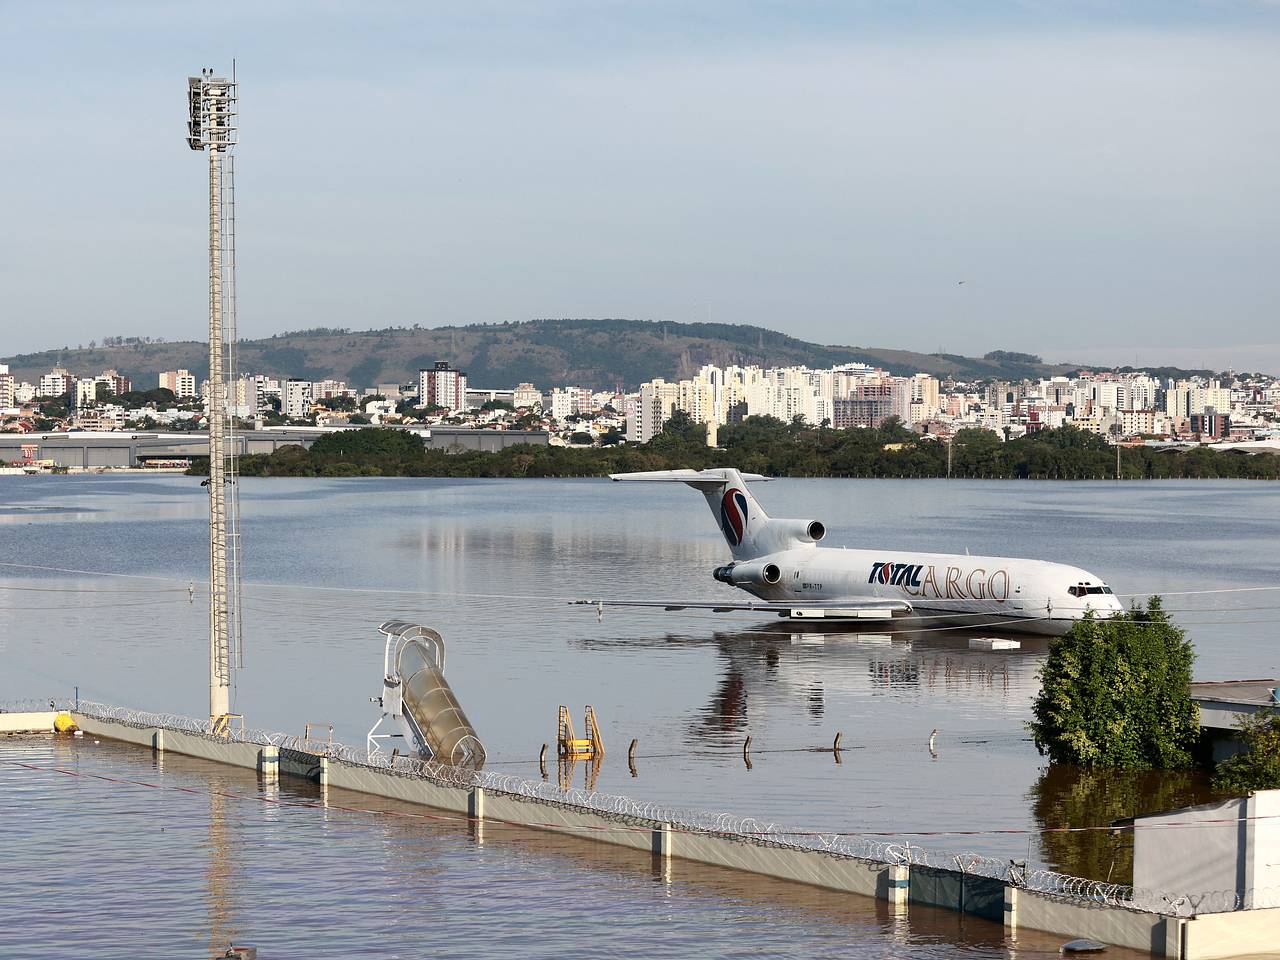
{"left": 3, "top": 1, "right": 1279, "bottom": 371}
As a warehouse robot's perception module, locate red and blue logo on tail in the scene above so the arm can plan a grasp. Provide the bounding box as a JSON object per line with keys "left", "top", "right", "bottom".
{"left": 720, "top": 488, "right": 750, "bottom": 546}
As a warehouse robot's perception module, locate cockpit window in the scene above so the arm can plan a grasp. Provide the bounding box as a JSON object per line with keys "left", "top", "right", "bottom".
{"left": 1069, "top": 584, "right": 1113, "bottom": 597}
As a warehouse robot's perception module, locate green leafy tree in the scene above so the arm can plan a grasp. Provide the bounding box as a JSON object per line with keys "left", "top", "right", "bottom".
{"left": 316, "top": 395, "right": 357, "bottom": 412}
{"left": 309, "top": 428, "right": 424, "bottom": 463}
{"left": 1213, "top": 710, "right": 1280, "bottom": 793}
{"left": 653, "top": 410, "right": 706, "bottom": 445}
{"left": 1029, "top": 599, "right": 1199, "bottom": 769}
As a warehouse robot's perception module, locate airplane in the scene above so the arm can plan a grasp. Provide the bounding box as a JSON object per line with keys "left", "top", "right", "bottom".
{"left": 577, "top": 468, "right": 1125, "bottom": 636}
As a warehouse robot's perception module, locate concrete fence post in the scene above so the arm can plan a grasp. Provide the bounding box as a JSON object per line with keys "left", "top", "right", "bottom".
{"left": 152, "top": 729, "right": 164, "bottom": 752}
{"left": 887, "top": 864, "right": 909, "bottom": 908}
{"left": 468, "top": 787, "right": 486, "bottom": 843}
{"left": 318, "top": 756, "right": 329, "bottom": 787}
{"left": 1004, "top": 885, "right": 1018, "bottom": 931}
{"left": 652, "top": 822, "right": 673, "bottom": 860}
{"left": 1163, "top": 916, "right": 1184, "bottom": 959}
{"left": 258, "top": 746, "right": 279, "bottom": 781}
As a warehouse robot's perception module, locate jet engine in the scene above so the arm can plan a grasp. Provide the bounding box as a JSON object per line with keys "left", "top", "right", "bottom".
{"left": 713, "top": 559, "right": 783, "bottom": 587}
{"left": 767, "top": 519, "right": 826, "bottom": 544}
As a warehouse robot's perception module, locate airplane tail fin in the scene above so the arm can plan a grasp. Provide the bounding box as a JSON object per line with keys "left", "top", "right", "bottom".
{"left": 610, "top": 468, "right": 822, "bottom": 560}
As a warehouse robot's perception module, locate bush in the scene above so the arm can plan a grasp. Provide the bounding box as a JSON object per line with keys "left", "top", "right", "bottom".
{"left": 1029, "top": 599, "right": 1199, "bottom": 768}
{"left": 1213, "top": 710, "right": 1280, "bottom": 793}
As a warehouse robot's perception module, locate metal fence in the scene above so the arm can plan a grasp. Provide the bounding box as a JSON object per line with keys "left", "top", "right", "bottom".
{"left": 6, "top": 698, "right": 1260, "bottom": 918}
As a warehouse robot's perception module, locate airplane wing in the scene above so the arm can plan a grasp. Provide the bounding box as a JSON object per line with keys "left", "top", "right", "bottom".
{"left": 571, "top": 597, "right": 911, "bottom": 619}
{"left": 609, "top": 469, "right": 772, "bottom": 484}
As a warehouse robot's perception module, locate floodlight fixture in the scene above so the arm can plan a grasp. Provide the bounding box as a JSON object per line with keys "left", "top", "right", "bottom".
{"left": 187, "top": 69, "right": 237, "bottom": 152}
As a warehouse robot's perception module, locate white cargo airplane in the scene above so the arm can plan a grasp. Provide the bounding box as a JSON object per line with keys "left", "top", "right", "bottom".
{"left": 581, "top": 468, "right": 1124, "bottom": 635}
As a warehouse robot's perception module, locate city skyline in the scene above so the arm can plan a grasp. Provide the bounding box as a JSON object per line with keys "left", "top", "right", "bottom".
{"left": 5, "top": 350, "right": 1273, "bottom": 450}
{"left": 6, "top": 3, "right": 1280, "bottom": 369}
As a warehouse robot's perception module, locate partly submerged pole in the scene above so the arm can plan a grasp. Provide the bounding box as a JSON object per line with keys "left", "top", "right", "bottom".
{"left": 207, "top": 129, "right": 230, "bottom": 722}
{"left": 188, "top": 69, "right": 238, "bottom": 726}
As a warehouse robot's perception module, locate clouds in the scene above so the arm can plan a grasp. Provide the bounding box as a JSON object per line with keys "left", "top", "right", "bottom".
{"left": 3, "top": 3, "right": 1279, "bottom": 371}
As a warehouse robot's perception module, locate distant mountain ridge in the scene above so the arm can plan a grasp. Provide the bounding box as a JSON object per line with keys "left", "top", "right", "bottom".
{"left": 2, "top": 318, "right": 1129, "bottom": 390}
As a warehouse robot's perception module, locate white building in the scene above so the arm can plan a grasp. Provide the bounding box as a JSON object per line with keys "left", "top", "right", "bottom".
{"left": 39, "top": 367, "right": 74, "bottom": 398}
{"left": 282, "top": 378, "right": 313, "bottom": 419}
{"left": 158, "top": 369, "right": 198, "bottom": 399}
{"left": 0, "top": 365, "right": 14, "bottom": 409}
{"left": 630, "top": 379, "right": 679, "bottom": 442}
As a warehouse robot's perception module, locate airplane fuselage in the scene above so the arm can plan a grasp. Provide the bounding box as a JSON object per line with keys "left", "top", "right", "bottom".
{"left": 720, "top": 546, "right": 1124, "bottom": 635}
{"left": 610, "top": 468, "right": 1124, "bottom": 637}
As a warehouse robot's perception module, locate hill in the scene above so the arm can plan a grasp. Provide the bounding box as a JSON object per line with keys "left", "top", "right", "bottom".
{"left": 4, "top": 318, "right": 1087, "bottom": 390}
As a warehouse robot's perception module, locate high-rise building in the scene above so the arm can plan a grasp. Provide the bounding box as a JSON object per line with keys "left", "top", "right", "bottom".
{"left": 630, "top": 379, "right": 679, "bottom": 442}
{"left": 311, "top": 379, "right": 349, "bottom": 400}
{"left": 833, "top": 380, "right": 911, "bottom": 429}
{"left": 97, "top": 369, "right": 131, "bottom": 397}
{"left": 911, "top": 374, "right": 941, "bottom": 418}
{"left": 38, "top": 367, "right": 74, "bottom": 398}
{"left": 418, "top": 361, "right": 468, "bottom": 412}
{"left": 549, "top": 388, "right": 575, "bottom": 421}
{"left": 159, "top": 368, "right": 198, "bottom": 399}
{"left": 282, "top": 379, "right": 313, "bottom": 419}
{"left": 74, "top": 378, "right": 100, "bottom": 408}
{"left": 0, "top": 365, "right": 13, "bottom": 409}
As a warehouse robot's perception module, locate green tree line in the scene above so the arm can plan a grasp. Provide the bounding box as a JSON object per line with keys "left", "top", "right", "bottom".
{"left": 188, "top": 417, "right": 1280, "bottom": 479}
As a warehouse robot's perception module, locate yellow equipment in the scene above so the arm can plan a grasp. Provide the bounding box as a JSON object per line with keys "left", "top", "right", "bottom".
{"left": 557, "top": 705, "right": 605, "bottom": 759}
{"left": 53, "top": 712, "right": 77, "bottom": 734}
{"left": 210, "top": 713, "right": 242, "bottom": 738}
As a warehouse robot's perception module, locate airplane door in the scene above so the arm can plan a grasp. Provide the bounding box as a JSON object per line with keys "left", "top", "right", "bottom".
{"left": 789, "top": 560, "right": 808, "bottom": 598}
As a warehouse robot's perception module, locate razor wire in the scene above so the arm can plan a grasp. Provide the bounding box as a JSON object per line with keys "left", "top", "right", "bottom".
{"left": 26, "top": 698, "right": 1279, "bottom": 918}
{"left": 0, "top": 698, "right": 75, "bottom": 714}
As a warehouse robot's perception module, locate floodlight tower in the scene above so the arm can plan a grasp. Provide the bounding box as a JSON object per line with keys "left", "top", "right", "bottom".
{"left": 187, "top": 67, "right": 243, "bottom": 729}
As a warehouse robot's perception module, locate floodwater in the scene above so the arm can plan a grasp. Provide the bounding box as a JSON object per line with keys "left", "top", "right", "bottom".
{"left": 0, "top": 735, "right": 1150, "bottom": 960}
{"left": 1, "top": 475, "right": 1278, "bottom": 956}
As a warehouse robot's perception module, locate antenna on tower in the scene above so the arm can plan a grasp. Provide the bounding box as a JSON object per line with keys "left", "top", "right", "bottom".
{"left": 187, "top": 66, "right": 244, "bottom": 732}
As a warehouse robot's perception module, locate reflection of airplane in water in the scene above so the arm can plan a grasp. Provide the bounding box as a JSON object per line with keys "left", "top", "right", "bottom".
{"left": 580, "top": 619, "right": 1048, "bottom": 744}
{"left": 587, "top": 469, "right": 1123, "bottom": 636}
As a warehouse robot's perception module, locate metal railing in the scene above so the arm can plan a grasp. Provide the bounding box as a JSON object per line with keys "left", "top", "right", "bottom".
{"left": 9, "top": 698, "right": 1263, "bottom": 918}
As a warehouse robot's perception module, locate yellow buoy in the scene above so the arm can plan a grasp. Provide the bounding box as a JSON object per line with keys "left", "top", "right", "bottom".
{"left": 53, "top": 712, "right": 77, "bottom": 734}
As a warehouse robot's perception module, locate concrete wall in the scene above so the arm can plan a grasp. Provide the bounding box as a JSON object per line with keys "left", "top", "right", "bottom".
{"left": 1134, "top": 798, "right": 1246, "bottom": 898}
{"left": 73, "top": 714, "right": 158, "bottom": 748}
{"left": 1183, "top": 906, "right": 1280, "bottom": 959}
{"left": 481, "top": 790, "right": 655, "bottom": 853}
{"left": 1246, "top": 791, "right": 1280, "bottom": 899}
{"left": 1014, "top": 889, "right": 1177, "bottom": 955}
{"left": 72, "top": 714, "right": 268, "bottom": 773}
{"left": 327, "top": 760, "right": 470, "bottom": 814}
{"left": 0, "top": 712, "right": 56, "bottom": 733}
{"left": 1134, "top": 789, "right": 1280, "bottom": 908}
{"left": 673, "top": 830, "right": 891, "bottom": 899}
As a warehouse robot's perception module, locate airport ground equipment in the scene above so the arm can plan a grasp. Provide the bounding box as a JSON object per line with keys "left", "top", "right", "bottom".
{"left": 557, "top": 705, "right": 605, "bottom": 759}
{"left": 367, "top": 620, "right": 486, "bottom": 768}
